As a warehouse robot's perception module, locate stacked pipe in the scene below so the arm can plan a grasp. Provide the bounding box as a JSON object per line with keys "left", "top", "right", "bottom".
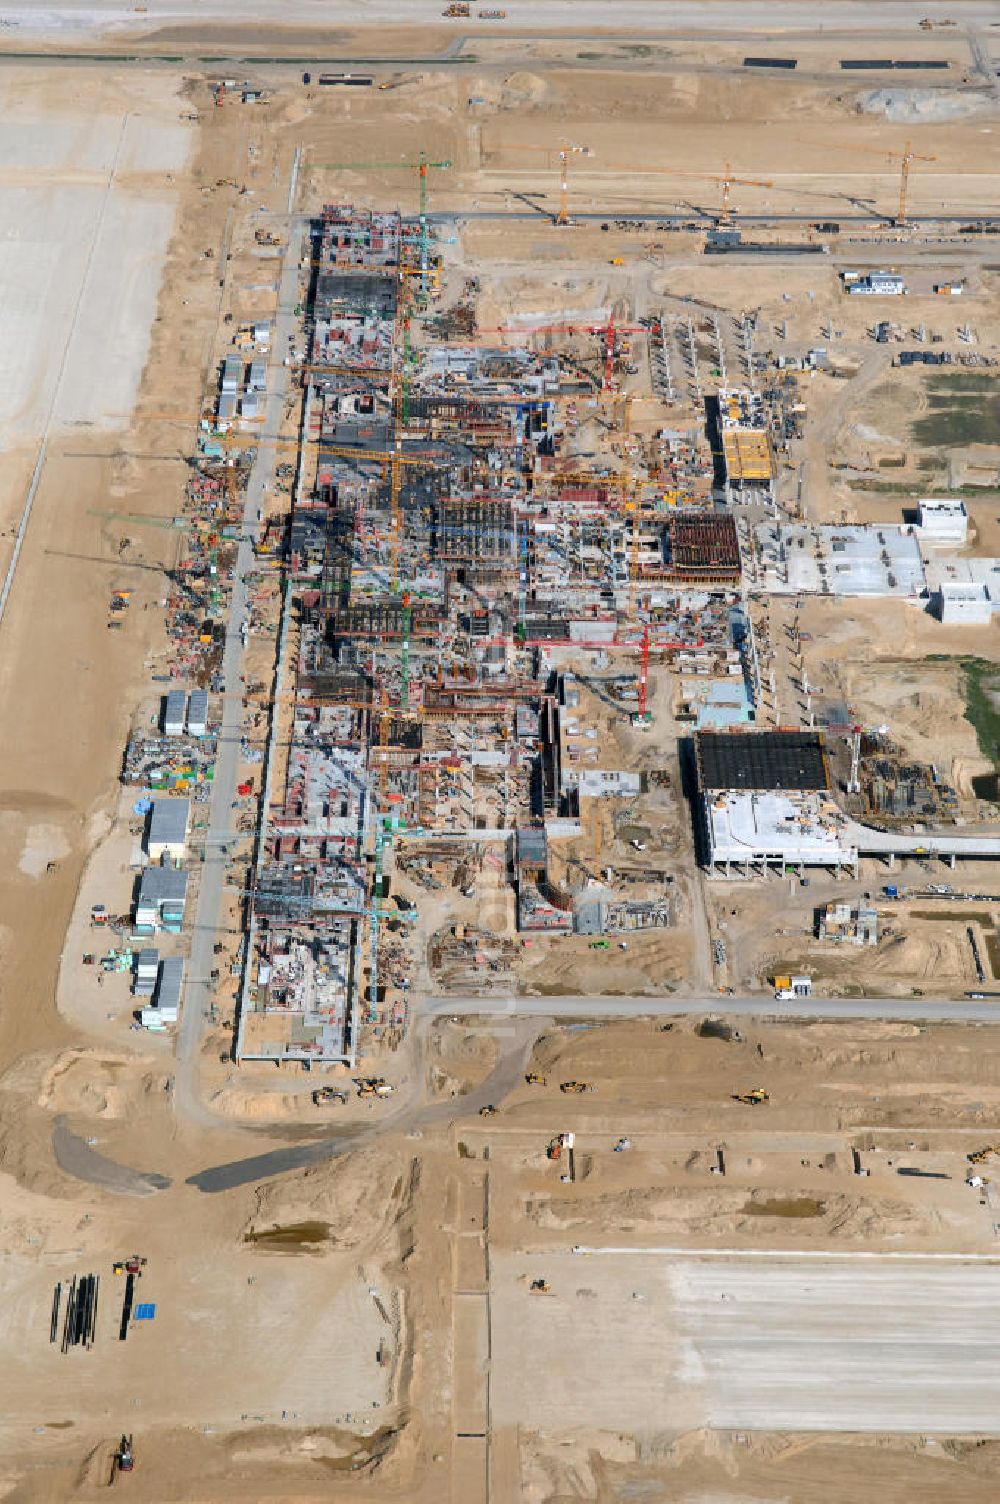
{"left": 59, "top": 1273, "right": 99, "bottom": 1351}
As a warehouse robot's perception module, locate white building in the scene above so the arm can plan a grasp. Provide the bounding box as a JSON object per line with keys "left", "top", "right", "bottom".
{"left": 917, "top": 498, "right": 968, "bottom": 547}
{"left": 141, "top": 955, "right": 184, "bottom": 1030}
{"left": 163, "top": 689, "right": 186, "bottom": 737}
{"left": 187, "top": 689, "right": 209, "bottom": 738}
{"left": 936, "top": 581, "right": 993, "bottom": 625}
{"left": 847, "top": 271, "right": 904, "bottom": 296}
{"left": 146, "top": 799, "right": 190, "bottom": 862}
{"left": 704, "top": 789, "right": 858, "bottom": 877}
{"left": 756, "top": 522, "right": 925, "bottom": 598}
{"left": 133, "top": 947, "right": 159, "bottom": 997}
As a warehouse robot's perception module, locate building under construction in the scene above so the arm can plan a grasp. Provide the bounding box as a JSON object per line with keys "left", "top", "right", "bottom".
{"left": 235, "top": 203, "right": 762, "bottom": 1057}
{"left": 717, "top": 386, "right": 774, "bottom": 506}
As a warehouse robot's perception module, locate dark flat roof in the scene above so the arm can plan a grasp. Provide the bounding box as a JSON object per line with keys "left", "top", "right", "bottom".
{"left": 695, "top": 730, "right": 830, "bottom": 792}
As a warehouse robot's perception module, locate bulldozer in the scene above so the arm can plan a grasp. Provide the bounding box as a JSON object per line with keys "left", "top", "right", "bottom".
{"left": 525, "top": 1073, "right": 547, "bottom": 1086}
{"left": 732, "top": 1088, "right": 770, "bottom": 1106}
{"left": 529, "top": 1278, "right": 550, "bottom": 1293}
{"left": 312, "top": 1087, "right": 348, "bottom": 1107}
{"left": 560, "top": 1081, "right": 594, "bottom": 1094}
{"left": 480, "top": 1104, "right": 497, "bottom": 1117}
{"left": 355, "top": 1077, "right": 393, "bottom": 1098}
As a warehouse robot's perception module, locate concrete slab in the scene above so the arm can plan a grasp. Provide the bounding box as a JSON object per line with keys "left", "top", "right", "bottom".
{"left": 492, "top": 1250, "right": 1000, "bottom": 1433}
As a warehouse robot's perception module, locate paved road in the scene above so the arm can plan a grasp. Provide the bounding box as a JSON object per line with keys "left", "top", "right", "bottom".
{"left": 424, "top": 993, "right": 1000, "bottom": 1023}
{"left": 175, "top": 219, "right": 304, "bottom": 1129}
{"left": 1, "top": 0, "right": 993, "bottom": 39}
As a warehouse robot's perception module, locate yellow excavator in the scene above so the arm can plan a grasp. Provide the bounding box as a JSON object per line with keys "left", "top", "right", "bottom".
{"left": 968, "top": 1146, "right": 1000, "bottom": 1164}
{"left": 733, "top": 1088, "right": 770, "bottom": 1106}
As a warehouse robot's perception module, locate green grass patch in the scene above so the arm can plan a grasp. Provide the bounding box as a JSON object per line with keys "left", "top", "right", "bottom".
{"left": 925, "top": 656, "right": 1000, "bottom": 766}
{"left": 912, "top": 373, "right": 1000, "bottom": 449}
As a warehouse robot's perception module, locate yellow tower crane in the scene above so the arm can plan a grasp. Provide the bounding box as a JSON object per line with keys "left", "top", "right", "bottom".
{"left": 488, "top": 140, "right": 594, "bottom": 224}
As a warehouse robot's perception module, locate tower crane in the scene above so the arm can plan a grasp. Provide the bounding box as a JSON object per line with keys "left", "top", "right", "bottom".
{"left": 888, "top": 140, "right": 936, "bottom": 225}
{"left": 824, "top": 138, "right": 936, "bottom": 225}
{"left": 314, "top": 152, "right": 452, "bottom": 299}
{"left": 487, "top": 141, "right": 593, "bottom": 224}
{"left": 320, "top": 442, "right": 443, "bottom": 593}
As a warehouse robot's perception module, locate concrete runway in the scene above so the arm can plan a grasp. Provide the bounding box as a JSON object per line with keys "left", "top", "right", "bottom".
{"left": 493, "top": 1250, "right": 1000, "bottom": 1433}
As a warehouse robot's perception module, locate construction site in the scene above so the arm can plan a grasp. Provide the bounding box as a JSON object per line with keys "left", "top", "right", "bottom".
{"left": 4, "top": 2, "right": 1000, "bottom": 1501}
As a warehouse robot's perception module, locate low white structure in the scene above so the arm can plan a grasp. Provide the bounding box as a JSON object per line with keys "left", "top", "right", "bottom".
{"left": 847, "top": 271, "right": 904, "bottom": 295}
{"left": 163, "top": 689, "right": 186, "bottom": 737}
{"left": 936, "top": 581, "right": 993, "bottom": 625}
{"left": 577, "top": 769, "right": 643, "bottom": 799}
{"left": 146, "top": 798, "right": 190, "bottom": 862}
{"left": 756, "top": 523, "right": 925, "bottom": 598}
{"left": 141, "top": 955, "right": 184, "bottom": 1030}
{"left": 704, "top": 789, "right": 858, "bottom": 877}
{"left": 187, "top": 689, "right": 209, "bottom": 738}
{"left": 917, "top": 498, "right": 968, "bottom": 548}
{"left": 133, "top": 947, "right": 159, "bottom": 997}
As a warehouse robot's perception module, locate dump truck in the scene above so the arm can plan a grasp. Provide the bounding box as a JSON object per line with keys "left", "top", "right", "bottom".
{"left": 560, "top": 1080, "right": 594, "bottom": 1094}
{"left": 525, "top": 1073, "right": 547, "bottom": 1086}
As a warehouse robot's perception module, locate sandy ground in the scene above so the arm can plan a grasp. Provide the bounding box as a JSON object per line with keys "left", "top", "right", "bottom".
{"left": 1, "top": 25, "right": 1000, "bottom": 1502}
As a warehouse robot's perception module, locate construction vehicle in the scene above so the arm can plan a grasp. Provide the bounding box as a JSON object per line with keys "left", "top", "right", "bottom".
{"left": 547, "top": 1131, "right": 574, "bottom": 1160}
{"left": 529, "top": 1278, "right": 550, "bottom": 1292}
{"left": 560, "top": 1081, "right": 594, "bottom": 1094}
{"left": 732, "top": 1088, "right": 770, "bottom": 1106}
{"left": 480, "top": 1104, "right": 497, "bottom": 1117}
{"left": 968, "top": 1146, "right": 1000, "bottom": 1165}
{"left": 589, "top": 940, "right": 610, "bottom": 950}
{"left": 442, "top": 2, "right": 470, "bottom": 13}
{"left": 610, "top": 257, "right": 625, "bottom": 266}
{"left": 524, "top": 1073, "right": 547, "bottom": 1086}
{"left": 112, "top": 1256, "right": 147, "bottom": 1276}
{"left": 312, "top": 1087, "right": 348, "bottom": 1106}
{"left": 479, "top": 7, "right": 506, "bottom": 14}
{"left": 110, "top": 1434, "right": 135, "bottom": 1483}
{"left": 355, "top": 1077, "right": 394, "bottom": 1098}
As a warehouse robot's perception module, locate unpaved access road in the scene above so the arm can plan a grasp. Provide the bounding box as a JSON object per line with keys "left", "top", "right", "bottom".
{"left": 493, "top": 1249, "right": 1000, "bottom": 1433}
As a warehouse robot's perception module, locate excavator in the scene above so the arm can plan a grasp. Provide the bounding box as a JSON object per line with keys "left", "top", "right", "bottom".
{"left": 732, "top": 1088, "right": 770, "bottom": 1106}
{"left": 968, "top": 1146, "right": 1000, "bottom": 1164}
{"left": 525, "top": 1073, "right": 547, "bottom": 1086}
{"left": 110, "top": 1434, "right": 134, "bottom": 1483}
{"left": 312, "top": 1087, "right": 348, "bottom": 1107}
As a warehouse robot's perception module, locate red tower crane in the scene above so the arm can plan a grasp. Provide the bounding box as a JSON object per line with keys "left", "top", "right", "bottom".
{"left": 637, "top": 623, "right": 650, "bottom": 720}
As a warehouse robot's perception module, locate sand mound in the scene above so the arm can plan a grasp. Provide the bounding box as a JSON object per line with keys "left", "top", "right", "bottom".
{"left": 857, "top": 88, "right": 993, "bottom": 124}
{"left": 500, "top": 71, "right": 548, "bottom": 107}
